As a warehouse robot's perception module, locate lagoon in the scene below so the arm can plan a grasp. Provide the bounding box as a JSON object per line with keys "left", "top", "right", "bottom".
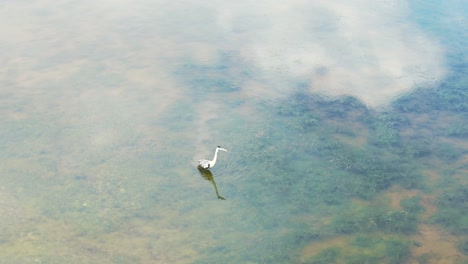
{"left": 0, "top": 0, "right": 467, "bottom": 263}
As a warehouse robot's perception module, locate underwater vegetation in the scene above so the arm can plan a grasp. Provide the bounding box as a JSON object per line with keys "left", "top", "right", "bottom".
{"left": 400, "top": 196, "right": 425, "bottom": 214}
{"left": 370, "top": 121, "right": 400, "bottom": 146}
{"left": 458, "top": 238, "right": 468, "bottom": 255}
{"left": 307, "top": 247, "right": 341, "bottom": 264}
{"left": 275, "top": 92, "right": 368, "bottom": 119}
{"left": 364, "top": 112, "right": 411, "bottom": 147}
{"left": 431, "top": 186, "right": 468, "bottom": 235}
{"left": 235, "top": 91, "right": 438, "bottom": 223}
{"left": 306, "top": 235, "right": 411, "bottom": 264}
{"left": 233, "top": 78, "right": 467, "bottom": 262}
{"left": 330, "top": 199, "right": 421, "bottom": 235}
{"left": 313, "top": 138, "right": 423, "bottom": 198}
{"left": 445, "top": 124, "right": 468, "bottom": 138}
{"left": 393, "top": 72, "right": 468, "bottom": 113}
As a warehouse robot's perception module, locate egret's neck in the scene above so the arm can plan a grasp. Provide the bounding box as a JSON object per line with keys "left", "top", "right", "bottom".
{"left": 210, "top": 148, "right": 219, "bottom": 167}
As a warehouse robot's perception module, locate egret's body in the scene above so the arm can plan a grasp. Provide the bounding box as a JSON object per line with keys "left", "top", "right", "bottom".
{"left": 198, "top": 146, "right": 228, "bottom": 170}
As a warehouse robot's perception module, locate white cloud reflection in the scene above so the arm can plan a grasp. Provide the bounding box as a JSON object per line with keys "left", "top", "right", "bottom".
{"left": 0, "top": 0, "right": 446, "bottom": 110}
{"left": 212, "top": 0, "right": 446, "bottom": 107}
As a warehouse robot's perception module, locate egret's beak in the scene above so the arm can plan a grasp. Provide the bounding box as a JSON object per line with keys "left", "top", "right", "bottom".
{"left": 219, "top": 148, "right": 228, "bottom": 152}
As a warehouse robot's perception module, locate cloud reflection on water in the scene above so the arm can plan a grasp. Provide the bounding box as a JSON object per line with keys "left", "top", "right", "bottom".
{"left": 213, "top": 0, "right": 447, "bottom": 107}
{"left": 1, "top": 0, "right": 446, "bottom": 110}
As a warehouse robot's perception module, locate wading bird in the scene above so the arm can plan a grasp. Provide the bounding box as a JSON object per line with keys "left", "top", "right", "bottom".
{"left": 198, "top": 146, "right": 228, "bottom": 170}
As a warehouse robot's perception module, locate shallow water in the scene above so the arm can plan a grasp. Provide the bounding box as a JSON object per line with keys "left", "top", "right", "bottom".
{"left": 0, "top": 0, "right": 467, "bottom": 263}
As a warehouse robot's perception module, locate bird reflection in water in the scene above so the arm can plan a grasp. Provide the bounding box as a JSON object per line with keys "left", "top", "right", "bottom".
{"left": 197, "top": 167, "right": 226, "bottom": 200}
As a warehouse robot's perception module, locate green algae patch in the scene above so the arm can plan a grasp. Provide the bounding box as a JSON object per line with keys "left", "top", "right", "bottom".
{"left": 304, "top": 235, "right": 411, "bottom": 264}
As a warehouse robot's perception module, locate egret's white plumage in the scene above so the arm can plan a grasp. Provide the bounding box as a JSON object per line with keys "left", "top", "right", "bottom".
{"left": 198, "top": 146, "right": 228, "bottom": 170}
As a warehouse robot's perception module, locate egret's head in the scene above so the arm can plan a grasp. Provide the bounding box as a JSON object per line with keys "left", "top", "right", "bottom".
{"left": 217, "top": 146, "right": 228, "bottom": 152}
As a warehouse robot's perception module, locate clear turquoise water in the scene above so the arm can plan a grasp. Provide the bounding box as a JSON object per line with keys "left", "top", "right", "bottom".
{"left": 0, "top": 0, "right": 466, "bottom": 263}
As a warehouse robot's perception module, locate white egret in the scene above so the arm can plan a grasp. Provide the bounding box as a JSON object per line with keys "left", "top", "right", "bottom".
{"left": 198, "top": 146, "right": 228, "bottom": 170}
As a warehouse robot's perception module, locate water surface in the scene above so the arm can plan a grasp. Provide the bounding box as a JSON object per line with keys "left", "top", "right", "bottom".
{"left": 0, "top": 0, "right": 467, "bottom": 263}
